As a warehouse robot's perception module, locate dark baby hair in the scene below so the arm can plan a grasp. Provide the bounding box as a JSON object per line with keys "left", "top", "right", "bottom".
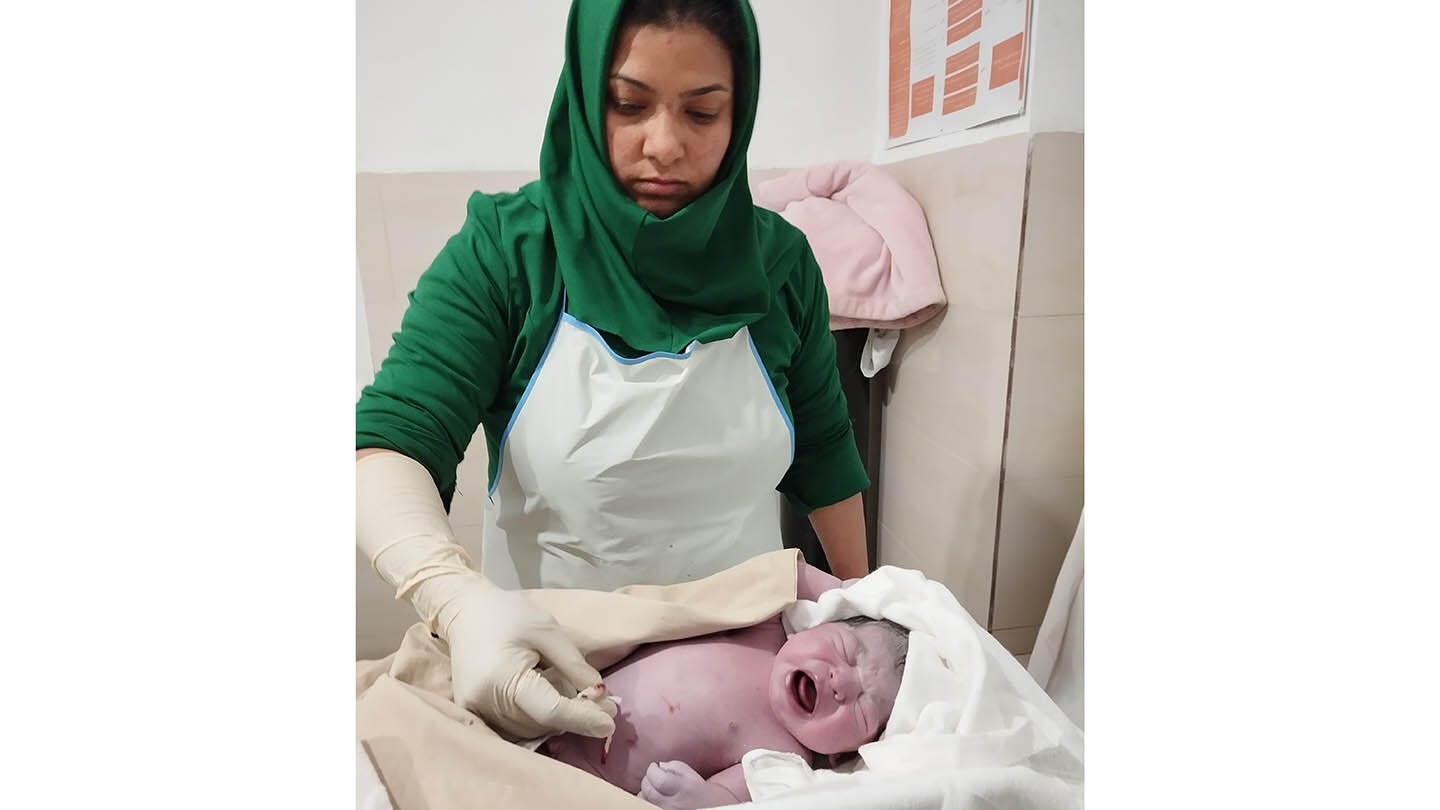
{"left": 617, "top": 0, "right": 748, "bottom": 69}
{"left": 840, "top": 615, "right": 910, "bottom": 678}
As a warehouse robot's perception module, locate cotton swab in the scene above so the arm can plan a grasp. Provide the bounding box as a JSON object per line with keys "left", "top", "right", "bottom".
{"left": 577, "top": 684, "right": 622, "bottom": 765}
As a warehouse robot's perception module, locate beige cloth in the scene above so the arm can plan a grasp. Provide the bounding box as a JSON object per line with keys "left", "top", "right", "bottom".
{"left": 356, "top": 549, "right": 803, "bottom": 810}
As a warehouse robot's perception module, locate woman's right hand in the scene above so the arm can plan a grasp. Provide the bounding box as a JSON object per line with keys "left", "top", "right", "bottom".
{"left": 356, "top": 450, "right": 615, "bottom": 741}
{"left": 426, "top": 572, "right": 618, "bottom": 741}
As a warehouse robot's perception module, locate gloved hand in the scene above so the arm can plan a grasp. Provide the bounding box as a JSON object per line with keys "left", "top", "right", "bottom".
{"left": 357, "top": 450, "right": 615, "bottom": 740}
{"left": 420, "top": 570, "right": 617, "bottom": 740}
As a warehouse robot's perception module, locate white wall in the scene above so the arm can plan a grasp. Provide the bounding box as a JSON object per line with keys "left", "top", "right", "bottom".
{"left": 358, "top": 0, "right": 1081, "bottom": 171}
{"left": 1024, "top": 0, "right": 1083, "bottom": 135}
{"left": 747, "top": 0, "right": 879, "bottom": 169}
{"left": 357, "top": 0, "right": 879, "bottom": 173}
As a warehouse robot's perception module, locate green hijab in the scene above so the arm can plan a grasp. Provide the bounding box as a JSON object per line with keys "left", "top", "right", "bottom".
{"left": 526, "top": 0, "right": 775, "bottom": 353}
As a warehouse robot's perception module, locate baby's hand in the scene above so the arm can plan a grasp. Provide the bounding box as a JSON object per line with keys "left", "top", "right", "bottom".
{"left": 638, "top": 761, "right": 737, "bottom": 809}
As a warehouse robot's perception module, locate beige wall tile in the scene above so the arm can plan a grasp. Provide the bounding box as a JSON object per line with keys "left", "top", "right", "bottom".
{"left": 882, "top": 134, "right": 1030, "bottom": 314}
{"left": 876, "top": 135, "right": 1029, "bottom": 622}
{"left": 881, "top": 521, "right": 995, "bottom": 627}
{"left": 357, "top": 174, "right": 400, "bottom": 368}
{"left": 447, "top": 434, "right": 492, "bottom": 528}
{"left": 356, "top": 549, "right": 420, "bottom": 660}
{"left": 378, "top": 172, "right": 533, "bottom": 307}
{"left": 1004, "top": 314, "right": 1083, "bottom": 481}
{"left": 748, "top": 168, "right": 793, "bottom": 185}
{"left": 991, "top": 625, "right": 1040, "bottom": 656}
{"left": 879, "top": 308, "right": 1013, "bottom": 622}
{"left": 451, "top": 521, "right": 486, "bottom": 570}
{"left": 991, "top": 475, "right": 1084, "bottom": 630}
{"left": 362, "top": 172, "right": 537, "bottom": 363}
{"left": 469, "top": 171, "right": 546, "bottom": 194}
{"left": 878, "top": 498, "right": 994, "bottom": 630}
{"left": 1018, "top": 133, "right": 1084, "bottom": 317}
{"left": 876, "top": 518, "right": 924, "bottom": 572}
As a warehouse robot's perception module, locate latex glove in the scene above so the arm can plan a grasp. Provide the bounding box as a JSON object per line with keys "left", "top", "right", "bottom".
{"left": 423, "top": 571, "right": 618, "bottom": 740}
{"left": 357, "top": 451, "right": 615, "bottom": 740}
{"left": 638, "top": 761, "right": 738, "bottom": 810}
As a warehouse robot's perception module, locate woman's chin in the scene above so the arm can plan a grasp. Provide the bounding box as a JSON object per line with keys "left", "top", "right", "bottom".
{"left": 632, "top": 195, "right": 687, "bottom": 218}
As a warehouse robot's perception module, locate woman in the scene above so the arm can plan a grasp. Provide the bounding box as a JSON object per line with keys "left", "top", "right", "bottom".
{"left": 356, "top": 0, "right": 870, "bottom": 743}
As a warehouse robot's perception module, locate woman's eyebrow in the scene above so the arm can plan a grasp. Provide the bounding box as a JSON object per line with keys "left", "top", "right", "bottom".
{"left": 682, "top": 83, "right": 730, "bottom": 98}
{"left": 611, "top": 73, "right": 652, "bottom": 91}
{"left": 610, "top": 73, "right": 730, "bottom": 97}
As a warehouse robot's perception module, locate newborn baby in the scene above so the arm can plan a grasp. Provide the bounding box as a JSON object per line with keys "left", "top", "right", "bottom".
{"left": 541, "top": 565, "right": 909, "bottom": 809}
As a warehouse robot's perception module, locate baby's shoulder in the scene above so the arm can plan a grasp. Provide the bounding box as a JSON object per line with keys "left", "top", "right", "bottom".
{"left": 722, "top": 615, "right": 787, "bottom": 646}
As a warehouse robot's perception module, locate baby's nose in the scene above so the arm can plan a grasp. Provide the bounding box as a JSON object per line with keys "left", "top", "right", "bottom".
{"left": 828, "top": 665, "right": 861, "bottom": 705}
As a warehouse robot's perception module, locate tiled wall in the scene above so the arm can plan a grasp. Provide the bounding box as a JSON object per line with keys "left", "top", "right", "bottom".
{"left": 875, "top": 133, "right": 1084, "bottom": 655}
{"left": 990, "top": 132, "right": 1085, "bottom": 652}
{"left": 877, "top": 135, "right": 1032, "bottom": 623}
{"left": 355, "top": 140, "right": 1083, "bottom": 659}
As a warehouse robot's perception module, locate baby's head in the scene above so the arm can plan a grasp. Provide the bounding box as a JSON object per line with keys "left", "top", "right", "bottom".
{"left": 767, "top": 616, "right": 909, "bottom": 754}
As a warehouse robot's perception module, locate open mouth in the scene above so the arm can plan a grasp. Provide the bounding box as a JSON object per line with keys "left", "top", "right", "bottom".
{"left": 789, "top": 670, "right": 818, "bottom": 714}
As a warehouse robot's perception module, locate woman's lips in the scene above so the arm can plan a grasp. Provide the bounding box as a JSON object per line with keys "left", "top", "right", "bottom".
{"left": 633, "top": 178, "right": 688, "bottom": 196}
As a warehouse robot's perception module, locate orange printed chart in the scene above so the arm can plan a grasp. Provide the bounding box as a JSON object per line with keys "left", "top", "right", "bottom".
{"left": 888, "top": 0, "right": 1031, "bottom": 147}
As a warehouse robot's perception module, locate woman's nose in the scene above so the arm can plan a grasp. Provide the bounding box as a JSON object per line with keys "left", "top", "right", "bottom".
{"left": 828, "top": 665, "right": 861, "bottom": 705}
{"left": 642, "top": 112, "right": 684, "bottom": 165}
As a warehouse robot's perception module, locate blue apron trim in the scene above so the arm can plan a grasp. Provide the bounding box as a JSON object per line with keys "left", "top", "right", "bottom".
{"left": 488, "top": 311, "right": 566, "bottom": 499}
{"left": 746, "top": 331, "right": 796, "bottom": 464}
{"left": 560, "top": 312, "right": 699, "bottom": 364}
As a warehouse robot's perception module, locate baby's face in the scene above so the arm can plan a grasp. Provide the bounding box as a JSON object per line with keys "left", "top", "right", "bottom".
{"left": 767, "top": 621, "right": 903, "bottom": 754}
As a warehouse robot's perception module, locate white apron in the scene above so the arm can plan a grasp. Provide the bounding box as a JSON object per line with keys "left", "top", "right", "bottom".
{"left": 479, "top": 304, "right": 794, "bottom": 590}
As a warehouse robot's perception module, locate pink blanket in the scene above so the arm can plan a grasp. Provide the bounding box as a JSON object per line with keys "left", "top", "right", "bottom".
{"left": 755, "top": 162, "right": 944, "bottom": 331}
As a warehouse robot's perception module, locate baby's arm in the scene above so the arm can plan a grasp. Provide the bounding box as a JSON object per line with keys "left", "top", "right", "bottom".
{"left": 796, "top": 561, "right": 843, "bottom": 601}
{"left": 638, "top": 760, "right": 749, "bottom": 809}
{"left": 705, "top": 763, "right": 750, "bottom": 803}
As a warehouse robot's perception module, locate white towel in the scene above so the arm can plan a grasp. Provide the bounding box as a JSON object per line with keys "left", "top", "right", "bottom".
{"left": 740, "top": 566, "right": 1084, "bottom": 810}
{"left": 860, "top": 329, "right": 900, "bottom": 378}
{"left": 1029, "top": 513, "right": 1084, "bottom": 729}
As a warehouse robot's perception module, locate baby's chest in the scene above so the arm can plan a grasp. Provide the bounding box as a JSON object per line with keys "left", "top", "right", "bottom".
{"left": 604, "top": 630, "right": 801, "bottom": 771}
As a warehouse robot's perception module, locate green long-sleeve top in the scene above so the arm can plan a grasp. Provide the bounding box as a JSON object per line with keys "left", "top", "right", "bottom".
{"left": 356, "top": 185, "right": 869, "bottom": 515}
